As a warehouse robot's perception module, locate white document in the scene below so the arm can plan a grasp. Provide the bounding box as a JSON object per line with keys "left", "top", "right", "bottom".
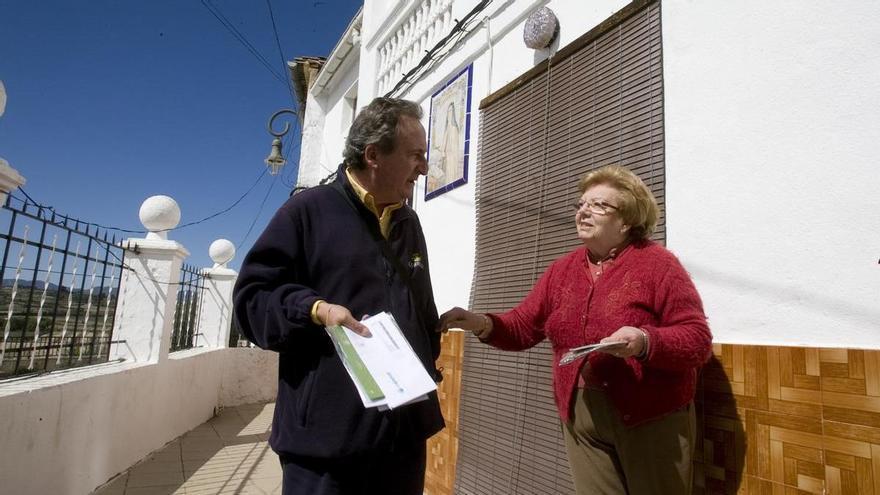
{"left": 325, "top": 312, "right": 437, "bottom": 410}
{"left": 558, "top": 341, "right": 627, "bottom": 366}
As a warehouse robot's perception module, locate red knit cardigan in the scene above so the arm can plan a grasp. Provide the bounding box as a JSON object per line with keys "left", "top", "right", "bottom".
{"left": 485, "top": 240, "right": 712, "bottom": 426}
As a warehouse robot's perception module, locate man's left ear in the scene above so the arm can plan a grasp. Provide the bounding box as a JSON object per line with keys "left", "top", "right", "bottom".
{"left": 621, "top": 224, "right": 630, "bottom": 234}
{"left": 364, "top": 144, "right": 380, "bottom": 169}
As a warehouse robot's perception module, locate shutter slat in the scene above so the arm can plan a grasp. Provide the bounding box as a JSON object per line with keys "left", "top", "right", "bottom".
{"left": 458, "top": 2, "right": 663, "bottom": 493}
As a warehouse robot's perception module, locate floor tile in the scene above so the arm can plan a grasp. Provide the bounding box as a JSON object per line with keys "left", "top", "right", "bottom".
{"left": 99, "top": 402, "right": 279, "bottom": 494}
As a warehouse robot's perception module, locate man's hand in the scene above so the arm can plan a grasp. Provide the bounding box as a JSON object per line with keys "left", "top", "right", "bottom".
{"left": 317, "top": 301, "right": 371, "bottom": 337}
{"left": 599, "top": 326, "right": 648, "bottom": 359}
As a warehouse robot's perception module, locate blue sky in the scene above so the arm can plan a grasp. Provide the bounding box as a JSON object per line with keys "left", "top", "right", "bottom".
{"left": 0, "top": 0, "right": 362, "bottom": 269}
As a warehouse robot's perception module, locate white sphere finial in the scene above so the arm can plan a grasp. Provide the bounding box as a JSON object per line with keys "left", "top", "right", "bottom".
{"left": 139, "top": 195, "right": 181, "bottom": 240}
{"left": 0, "top": 80, "right": 6, "bottom": 117}
{"left": 209, "top": 239, "right": 235, "bottom": 268}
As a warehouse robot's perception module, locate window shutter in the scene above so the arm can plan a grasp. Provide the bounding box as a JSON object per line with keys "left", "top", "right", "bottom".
{"left": 455, "top": 1, "right": 663, "bottom": 493}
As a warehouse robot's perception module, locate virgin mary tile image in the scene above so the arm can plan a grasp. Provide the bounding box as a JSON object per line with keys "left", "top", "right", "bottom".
{"left": 426, "top": 65, "right": 471, "bottom": 200}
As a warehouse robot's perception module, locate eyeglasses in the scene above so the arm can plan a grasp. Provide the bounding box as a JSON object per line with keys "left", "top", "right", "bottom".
{"left": 572, "top": 200, "right": 619, "bottom": 216}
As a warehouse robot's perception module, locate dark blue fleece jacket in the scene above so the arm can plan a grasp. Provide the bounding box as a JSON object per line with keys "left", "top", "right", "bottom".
{"left": 233, "top": 164, "right": 444, "bottom": 459}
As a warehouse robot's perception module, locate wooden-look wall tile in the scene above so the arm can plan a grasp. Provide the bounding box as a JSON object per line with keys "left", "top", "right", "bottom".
{"left": 805, "top": 349, "right": 821, "bottom": 376}
{"left": 869, "top": 444, "right": 880, "bottom": 495}
{"left": 425, "top": 330, "right": 463, "bottom": 495}
{"left": 796, "top": 473, "right": 825, "bottom": 493}
{"left": 780, "top": 348, "right": 796, "bottom": 388}
{"left": 792, "top": 348, "right": 807, "bottom": 376}
{"left": 781, "top": 386, "right": 823, "bottom": 405}
{"left": 768, "top": 399, "right": 822, "bottom": 420}
{"left": 825, "top": 450, "right": 857, "bottom": 471}
{"left": 852, "top": 456, "right": 873, "bottom": 494}
{"left": 826, "top": 465, "right": 842, "bottom": 494}
{"left": 769, "top": 347, "right": 782, "bottom": 400}
{"left": 793, "top": 374, "right": 821, "bottom": 390}
{"left": 756, "top": 411, "right": 823, "bottom": 435}
{"left": 812, "top": 348, "right": 880, "bottom": 495}
{"left": 695, "top": 344, "right": 880, "bottom": 494}
{"left": 823, "top": 391, "right": 880, "bottom": 413}
{"left": 821, "top": 362, "right": 851, "bottom": 378}
{"left": 785, "top": 443, "right": 824, "bottom": 464}
{"left": 750, "top": 346, "right": 770, "bottom": 407}
{"left": 865, "top": 351, "right": 880, "bottom": 397}
{"left": 823, "top": 377, "right": 868, "bottom": 395}
{"left": 823, "top": 422, "right": 880, "bottom": 450}
{"left": 797, "top": 460, "right": 824, "bottom": 481}
{"left": 820, "top": 348, "right": 849, "bottom": 364}
{"left": 849, "top": 350, "right": 866, "bottom": 379}
{"left": 743, "top": 475, "right": 816, "bottom": 494}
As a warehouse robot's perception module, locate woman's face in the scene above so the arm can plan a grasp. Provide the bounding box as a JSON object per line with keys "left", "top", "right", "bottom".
{"left": 574, "top": 183, "right": 629, "bottom": 250}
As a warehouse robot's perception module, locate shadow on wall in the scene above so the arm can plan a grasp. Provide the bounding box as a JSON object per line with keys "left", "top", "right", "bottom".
{"left": 695, "top": 355, "right": 746, "bottom": 494}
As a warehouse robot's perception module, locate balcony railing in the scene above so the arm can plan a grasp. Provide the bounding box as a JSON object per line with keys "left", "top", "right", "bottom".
{"left": 0, "top": 194, "right": 124, "bottom": 378}
{"left": 375, "top": 0, "right": 454, "bottom": 95}
{"left": 170, "top": 263, "right": 207, "bottom": 352}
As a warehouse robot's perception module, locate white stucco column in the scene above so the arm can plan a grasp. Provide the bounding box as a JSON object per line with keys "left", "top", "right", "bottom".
{"left": 110, "top": 196, "right": 189, "bottom": 363}
{"left": 0, "top": 81, "right": 25, "bottom": 204}
{"left": 196, "top": 239, "right": 237, "bottom": 349}
{"left": 0, "top": 159, "right": 25, "bottom": 205}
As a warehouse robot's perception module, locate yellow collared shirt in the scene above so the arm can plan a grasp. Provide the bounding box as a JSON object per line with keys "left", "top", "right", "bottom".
{"left": 344, "top": 167, "right": 402, "bottom": 239}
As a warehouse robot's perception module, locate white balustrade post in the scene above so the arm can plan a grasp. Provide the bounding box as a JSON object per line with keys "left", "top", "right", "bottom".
{"left": 109, "top": 195, "right": 189, "bottom": 363}
{"left": 0, "top": 81, "right": 26, "bottom": 204}
{"left": 196, "top": 239, "right": 237, "bottom": 349}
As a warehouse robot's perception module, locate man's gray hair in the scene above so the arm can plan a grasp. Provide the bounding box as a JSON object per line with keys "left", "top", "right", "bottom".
{"left": 343, "top": 97, "right": 423, "bottom": 170}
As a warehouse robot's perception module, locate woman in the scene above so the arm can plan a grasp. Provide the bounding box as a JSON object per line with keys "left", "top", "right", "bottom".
{"left": 439, "top": 165, "right": 711, "bottom": 494}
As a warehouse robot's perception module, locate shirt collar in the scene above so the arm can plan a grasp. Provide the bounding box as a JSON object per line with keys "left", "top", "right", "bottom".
{"left": 344, "top": 166, "right": 403, "bottom": 219}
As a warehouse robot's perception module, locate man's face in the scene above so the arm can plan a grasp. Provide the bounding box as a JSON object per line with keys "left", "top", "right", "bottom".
{"left": 369, "top": 115, "right": 428, "bottom": 205}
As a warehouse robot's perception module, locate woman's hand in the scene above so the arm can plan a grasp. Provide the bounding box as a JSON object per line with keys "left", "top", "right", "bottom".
{"left": 437, "top": 307, "right": 493, "bottom": 339}
{"left": 599, "top": 326, "right": 648, "bottom": 359}
{"left": 316, "top": 301, "right": 371, "bottom": 337}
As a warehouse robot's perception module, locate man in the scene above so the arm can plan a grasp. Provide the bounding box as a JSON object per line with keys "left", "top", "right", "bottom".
{"left": 233, "top": 97, "right": 444, "bottom": 495}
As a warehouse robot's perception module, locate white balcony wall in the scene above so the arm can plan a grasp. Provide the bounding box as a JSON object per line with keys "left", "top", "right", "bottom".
{"left": 0, "top": 187, "right": 278, "bottom": 494}
{"left": 0, "top": 348, "right": 277, "bottom": 495}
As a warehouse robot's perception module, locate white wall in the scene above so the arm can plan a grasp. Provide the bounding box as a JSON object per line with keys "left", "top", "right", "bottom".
{"left": 663, "top": 0, "right": 880, "bottom": 347}
{"left": 297, "top": 51, "right": 360, "bottom": 187}
{"left": 219, "top": 347, "right": 278, "bottom": 406}
{"left": 0, "top": 348, "right": 277, "bottom": 495}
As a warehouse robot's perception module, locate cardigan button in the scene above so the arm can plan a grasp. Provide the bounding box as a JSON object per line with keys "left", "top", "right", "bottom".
{"left": 602, "top": 382, "right": 608, "bottom": 387}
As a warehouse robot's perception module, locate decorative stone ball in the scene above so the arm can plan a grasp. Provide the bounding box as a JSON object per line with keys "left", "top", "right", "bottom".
{"left": 139, "top": 195, "right": 181, "bottom": 233}
{"left": 209, "top": 239, "right": 236, "bottom": 266}
{"left": 523, "top": 7, "right": 559, "bottom": 49}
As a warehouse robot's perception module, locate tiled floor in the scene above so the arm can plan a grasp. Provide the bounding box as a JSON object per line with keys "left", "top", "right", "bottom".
{"left": 93, "top": 403, "right": 281, "bottom": 495}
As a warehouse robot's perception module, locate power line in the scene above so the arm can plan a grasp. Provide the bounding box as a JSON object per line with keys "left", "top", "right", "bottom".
{"left": 385, "top": 0, "right": 493, "bottom": 98}
{"left": 237, "top": 172, "right": 280, "bottom": 249}
{"left": 200, "top": 0, "right": 289, "bottom": 87}
{"left": 15, "top": 167, "right": 268, "bottom": 235}
{"left": 264, "top": 0, "right": 298, "bottom": 110}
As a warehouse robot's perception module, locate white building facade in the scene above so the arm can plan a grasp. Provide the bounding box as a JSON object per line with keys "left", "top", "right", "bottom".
{"left": 297, "top": 1, "right": 880, "bottom": 492}
{"left": 299, "top": 0, "right": 880, "bottom": 349}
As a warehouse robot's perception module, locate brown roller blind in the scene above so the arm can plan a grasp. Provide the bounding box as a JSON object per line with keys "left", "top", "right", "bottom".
{"left": 455, "top": 1, "right": 663, "bottom": 493}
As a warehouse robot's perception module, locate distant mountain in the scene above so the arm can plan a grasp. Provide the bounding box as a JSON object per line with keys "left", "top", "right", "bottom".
{"left": 1, "top": 280, "right": 117, "bottom": 294}
{"left": 1, "top": 279, "right": 61, "bottom": 291}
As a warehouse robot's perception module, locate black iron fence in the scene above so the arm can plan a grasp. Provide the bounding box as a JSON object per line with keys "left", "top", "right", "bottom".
{"left": 0, "top": 194, "right": 125, "bottom": 379}
{"left": 170, "top": 263, "right": 206, "bottom": 352}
